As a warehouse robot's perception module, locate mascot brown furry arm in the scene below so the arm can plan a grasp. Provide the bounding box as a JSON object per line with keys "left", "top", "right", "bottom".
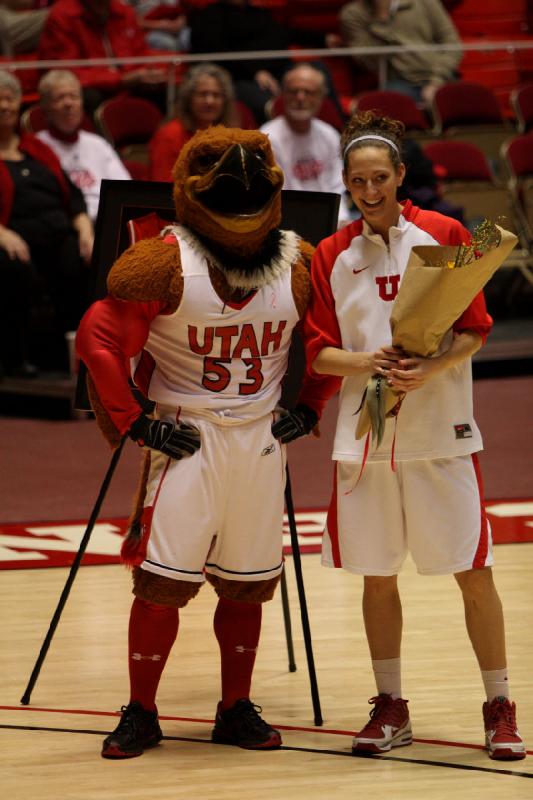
{"left": 77, "top": 126, "right": 330, "bottom": 609}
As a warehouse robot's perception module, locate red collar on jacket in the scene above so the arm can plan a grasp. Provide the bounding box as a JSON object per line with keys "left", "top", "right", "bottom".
{"left": 48, "top": 124, "right": 79, "bottom": 144}
{"left": 399, "top": 199, "right": 414, "bottom": 220}
{"left": 0, "top": 132, "right": 71, "bottom": 226}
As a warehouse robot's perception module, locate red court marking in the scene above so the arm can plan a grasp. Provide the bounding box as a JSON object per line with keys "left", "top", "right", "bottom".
{"left": 0, "top": 500, "right": 531, "bottom": 570}
{"left": 0, "top": 510, "right": 327, "bottom": 570}
{"left": 1, "top": 705, "right": 531, "bottom": 755}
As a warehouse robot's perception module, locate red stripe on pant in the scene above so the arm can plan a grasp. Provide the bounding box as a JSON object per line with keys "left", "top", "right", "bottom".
{"left": 326, "top": 463, "right": 342, "bottom": 567}
{"left": 471, "top": 452, "right": 490, "bottom": 568}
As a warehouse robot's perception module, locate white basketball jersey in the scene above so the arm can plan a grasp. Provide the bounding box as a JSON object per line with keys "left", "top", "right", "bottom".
{"left": 140, "top": 232, "right": 300, "bottom": 420}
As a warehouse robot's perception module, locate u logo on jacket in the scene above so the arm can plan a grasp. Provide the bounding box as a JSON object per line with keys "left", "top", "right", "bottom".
{"left": 375, "top": 275, "right": 400, "bottom": 301}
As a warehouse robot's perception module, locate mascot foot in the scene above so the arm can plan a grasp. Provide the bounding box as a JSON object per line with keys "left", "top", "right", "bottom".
{"left": 211, "top": 699, "right": 282, "bottom": 749}
{"left": 101, "top": 701, "right": 162, "bottom": 759}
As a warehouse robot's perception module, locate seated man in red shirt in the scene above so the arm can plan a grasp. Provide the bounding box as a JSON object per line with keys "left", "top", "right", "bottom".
{"left": 38, "top": 0, "right": 168, "bottom": 112}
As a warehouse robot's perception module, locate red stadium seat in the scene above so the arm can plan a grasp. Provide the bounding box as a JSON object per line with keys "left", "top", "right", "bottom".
{"left": 235, "top": 99, "right": 258, "bottom": 130}
{"left": 424, "top": 140, "right": 493, "bottom": 181}
{"left": 432, "top": 81, "right": 504, "bottom": 131}
{"left": 431, "top": 81, "right": 512, "bottom": 169}
{"left": 510, "top": 83, "right": 533, "bottom": 132}
{"left": 502, "top": 133, "right": 533, "bottom": 177}
{"left": 425, "top": 137, "right": 533, "bottom": 289}
{"left": 424, "top": 139, "right": 517, "bottom": 233}
{"left": 122, "top": 159, "right": 150, "bottom": 181}
{"left": 451, "top": 0, "right": 528, "bottom": 37}
{"left": 355, "top": 90, "right": 430, "bottom": 131}
{"left": 501, "top": 134, "right": 533, "bottom": 245}
{"left": 94, "top": 94, "right": 164, "bottom": 163}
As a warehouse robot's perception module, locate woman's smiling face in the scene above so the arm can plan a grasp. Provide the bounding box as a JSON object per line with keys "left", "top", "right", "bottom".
{"left": 0, "top": 88, "right": 20, "bottom": 133}
{"left": 343, "top": 145, "right": 405, "bottom": 238}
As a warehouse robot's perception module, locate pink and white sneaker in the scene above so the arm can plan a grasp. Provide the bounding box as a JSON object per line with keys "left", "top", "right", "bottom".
{"left": 483, "top": 696, "right": 526, "bottom": 760}
{"left": 352, "top": 694, "right": 412, "bottom": 754}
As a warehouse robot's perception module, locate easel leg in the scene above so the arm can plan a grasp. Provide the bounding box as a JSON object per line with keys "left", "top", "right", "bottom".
{"left": 285, "top": 464, "right": 323, "bottom": 726}
{"left": 280, "top": 566, "right": 297, "bottom": 672}
{"left": 20, "top": 439, "right": 125, "bottom": 705}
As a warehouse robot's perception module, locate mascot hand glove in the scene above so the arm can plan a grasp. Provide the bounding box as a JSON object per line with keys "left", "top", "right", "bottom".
{"left": 129, "top": 413, "right": 201, "bottom": 459}
{"left": 271, "top": 404, "right": 318, "bottom": 444}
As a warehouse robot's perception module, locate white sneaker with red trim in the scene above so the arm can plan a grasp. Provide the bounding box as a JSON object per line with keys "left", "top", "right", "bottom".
{"left": 483, "top": 696, "right": 526, "bottom": 760}
{"left": 352, "top": 694, "right": 412, "bottom": 754}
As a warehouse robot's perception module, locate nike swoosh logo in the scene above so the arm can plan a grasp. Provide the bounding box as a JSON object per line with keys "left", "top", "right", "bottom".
{"left": 353, "top": 266, "right": 370, "bottom": 275}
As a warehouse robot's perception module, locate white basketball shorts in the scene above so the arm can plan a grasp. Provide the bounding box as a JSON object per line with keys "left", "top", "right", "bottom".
{"left": 322, "top": 453, "right": 492, "bottom": 576}
{"left": 140, "top": 409, "right": 286, "bottom": 583}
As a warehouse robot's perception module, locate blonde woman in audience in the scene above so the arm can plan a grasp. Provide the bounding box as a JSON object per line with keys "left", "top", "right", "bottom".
{"left": 149, "top": 63, "right": 237, "bottom": 181}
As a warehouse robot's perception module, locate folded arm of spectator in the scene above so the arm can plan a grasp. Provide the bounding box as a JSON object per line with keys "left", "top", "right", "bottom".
{"left": 72, "top": 213, "right": 94, "bottom": 264}
{"left": 0, "top": 224, "right": 30, "bottom": 262}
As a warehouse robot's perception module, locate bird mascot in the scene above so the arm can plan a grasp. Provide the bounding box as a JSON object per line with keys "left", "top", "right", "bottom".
{"left": 77, "top": 125, "right": 328, "bottom": 760}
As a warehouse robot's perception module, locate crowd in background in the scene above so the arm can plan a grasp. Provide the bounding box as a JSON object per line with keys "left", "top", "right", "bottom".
{"left": 0, "top": 0, "right": 530, "bottom": 379}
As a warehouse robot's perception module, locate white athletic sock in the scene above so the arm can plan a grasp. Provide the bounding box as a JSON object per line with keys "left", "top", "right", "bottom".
{"left": 482, "top": 668, "right": 510, "bottom": 702}
{"left": 372, "top": 657, "right": 402, "bottom": 699}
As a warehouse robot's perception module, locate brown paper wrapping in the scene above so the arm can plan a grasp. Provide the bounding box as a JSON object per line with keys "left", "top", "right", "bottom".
{"left": 355, "top": 225, "right": 518, "bottom": 441}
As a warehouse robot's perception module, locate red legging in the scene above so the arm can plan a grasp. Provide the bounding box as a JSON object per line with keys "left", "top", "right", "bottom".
{"left": 128, "top": 595, "right": 262, "bottom": 711}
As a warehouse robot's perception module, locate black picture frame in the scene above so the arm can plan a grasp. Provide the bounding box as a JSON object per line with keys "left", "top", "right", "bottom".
{"left": 76, "top": 180, "right": 340, "bottom": 410}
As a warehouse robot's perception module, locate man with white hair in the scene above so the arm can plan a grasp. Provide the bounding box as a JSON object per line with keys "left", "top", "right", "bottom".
{"left": 260, "top": 63, "right": 352, "bottom": 227}
{"left": 37, "top": 69, "right": 131, "bottom": 222}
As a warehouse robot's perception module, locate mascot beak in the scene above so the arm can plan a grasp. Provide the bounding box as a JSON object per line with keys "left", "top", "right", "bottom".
{"left": 185, "top": 143, "right": 284, "bottom": 219}
{"left": 214, "top": 143, "right": 271, "bottom": 192}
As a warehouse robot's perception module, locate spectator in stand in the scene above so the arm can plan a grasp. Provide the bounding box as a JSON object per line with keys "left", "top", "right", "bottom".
{"left": 37, "top": 69, "right": 131, "bottom": 223}
{"left": 261, "top": 64, "right": 352, "bottom": 227}
{"left": 38, "top": 0, "right": 168, "bottom": 113}
{"left": 0, "top": 0, "right": 48, "bottom": 54}
{"left": 339, "top": 0, "right": 462, "bottom": 109}
{"left": 189, "top": 0, "right": 292, "bottom": 125}
{"left": 149, "top": 62, "right": 237, "bottom": 182}
{"left": 0, "top": 70, "right": 93, "bottom": 377}
{"left": 128, "top": 0, "right": 190, "bottom": 52}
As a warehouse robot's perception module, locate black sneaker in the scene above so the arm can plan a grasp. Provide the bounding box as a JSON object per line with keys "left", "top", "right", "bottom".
{"left": 101, "top": 701, "right": 163, "bottom": 759}
{"left": 211, "top": 698, "right": 282, "bottom": 749}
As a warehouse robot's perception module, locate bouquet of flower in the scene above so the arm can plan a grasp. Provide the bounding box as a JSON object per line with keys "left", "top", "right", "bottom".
{"left": 355, "top": 221, "right": 518, "bottom": 446}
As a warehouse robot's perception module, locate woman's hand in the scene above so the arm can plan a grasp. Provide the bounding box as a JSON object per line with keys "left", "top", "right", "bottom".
{"left": 313, "top": 344, "right": 403, "bottom": 377}
{"left": 370, "top": 345, "right": 404, "bottom": 377}
{"left": 388, "top": 331, "right": 483, "bottom": 393}
{"left": 388, "top": 354, "right": 441, "bottom": 393}
{"left": 0, "top": 226, "right": 30, "bottom": 262}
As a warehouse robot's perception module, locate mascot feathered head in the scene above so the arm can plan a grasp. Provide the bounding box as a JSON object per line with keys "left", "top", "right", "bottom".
{"left": 172, "top": 126, "right": 284, "bottom": 259}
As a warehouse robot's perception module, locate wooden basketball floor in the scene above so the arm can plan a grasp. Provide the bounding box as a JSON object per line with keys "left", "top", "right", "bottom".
{"left": 2, "top": 369, "right": 533, "bottom": 797}
{"left": 2, "top": 542, "right": 532, "bottom": 799}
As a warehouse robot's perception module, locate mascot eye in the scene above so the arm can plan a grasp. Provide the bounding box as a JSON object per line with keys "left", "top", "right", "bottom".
{"left": 195, "top": 153, "right": 220, "bottom": 172}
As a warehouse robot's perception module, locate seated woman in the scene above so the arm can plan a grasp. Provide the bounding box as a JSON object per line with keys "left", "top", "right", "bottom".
{"left": 36, "top": 69, "right": 131, "bottom": 224}
{"left": 0, "top": 70, "right": 93, "bottom": 377}
{"left": 148, "top": 63, "right": 239, "bottom": 181}
{"left": 129, "top": 0, "right": 190, "bottom": 52}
